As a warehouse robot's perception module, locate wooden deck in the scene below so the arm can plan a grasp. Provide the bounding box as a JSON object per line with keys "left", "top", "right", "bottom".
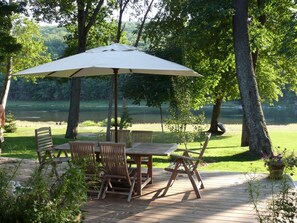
{"left": 1, "top": 158, "right": 295, "bottom": 223}
{"left": 82, "top": 169, "right": 287, "bottom": 223}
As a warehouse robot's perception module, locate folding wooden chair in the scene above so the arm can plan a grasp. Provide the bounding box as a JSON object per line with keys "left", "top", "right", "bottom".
{"left": 128, "top": 130, "right": 154, "bottom": 176}
{"left": 98, "top": 142, "right": 137, "bottom": 202}
{"left": 35, "top": 127, "right": 69, "bottom": 176}
{"left": 131, "top": 130, "right": 153, "bottom": 144}
{"left": 110, "top": 129, "right": 131, "bottom": 145}
{"left": 69, "top": 141, "right": 101, "bottom": 195}
{"left": 163, "top": 133, "right": 211, "bottom": 198}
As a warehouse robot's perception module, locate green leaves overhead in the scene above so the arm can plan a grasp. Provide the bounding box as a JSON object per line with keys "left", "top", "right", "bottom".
{"left": 145, "top": 0, "right": 296, "bottom": 106}
{"left": 0, "top": 1, "right": 25, "bottom": 62}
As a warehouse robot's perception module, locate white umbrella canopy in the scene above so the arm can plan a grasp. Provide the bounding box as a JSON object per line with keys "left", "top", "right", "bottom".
{"left": 15, "top": 43, "right": 201, "bottom": 141}
{"left": 15, "top": 43, "right": 200, "bottom": 77}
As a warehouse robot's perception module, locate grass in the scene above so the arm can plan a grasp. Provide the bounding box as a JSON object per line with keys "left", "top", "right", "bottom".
{"left": 1, "top": 121, "right": 297, "bottom": 180}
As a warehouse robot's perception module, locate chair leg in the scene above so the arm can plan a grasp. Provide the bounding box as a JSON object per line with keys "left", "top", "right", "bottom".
{"left": 101, "top": 179, "right": 110, "bottom": 199}
{"left": 190, "top": 175, "right": 201, "bottom": 198}
{"left": 194, "top": 169, "right": 204, "bottom": 189}
{"left": 162, "top": 161, "right": 181, "bottom": 196}
{"left": 127, "top": 177, "right": 136, "bottom": 202}
{"left": 98, "top": 179, "right": 106, "bottom": 199}
{"left": 185, "top": 169, "right": 201, "bottom": 199}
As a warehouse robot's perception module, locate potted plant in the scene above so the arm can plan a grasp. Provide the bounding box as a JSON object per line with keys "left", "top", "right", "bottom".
{"left": 262, "top": 148, "right": 297, "bottom": 179}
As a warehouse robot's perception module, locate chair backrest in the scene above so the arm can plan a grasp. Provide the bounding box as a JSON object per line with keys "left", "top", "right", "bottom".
{"left": 35, "top": 127, "right": 54, "bottom": 164}
{"left": 131, "top": 130, "right": 153, "bottom": 144}
{"left": 99, "top": 142, "right": 131, "bottom": 183}
{"left": 181, "top": 133, "right": 211, "bottom": 171}
{"left": 198, "top": 133, "right": 211, "bottom": 160}
{"left": 110, "top": 129, "right": 131, "bottom": 144}
{"left": 69, "top": 141, "right": 96, "bottom": 174}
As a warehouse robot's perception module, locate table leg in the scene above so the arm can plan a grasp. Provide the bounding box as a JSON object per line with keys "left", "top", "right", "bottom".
{"left": 134, "top": 155, "right": 142, "bottom": 196}
{"left": 148, "top": 156, "right": 153, "bottom": 184}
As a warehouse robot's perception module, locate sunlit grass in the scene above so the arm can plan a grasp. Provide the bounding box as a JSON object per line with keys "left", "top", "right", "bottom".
{"left": 2, "top": 121, "right": 296, "bottom": 180}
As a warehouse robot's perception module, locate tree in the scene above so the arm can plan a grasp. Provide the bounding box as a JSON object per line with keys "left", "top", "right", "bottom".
{"left": 233, "top": 0, "right": 272, "bottom": 154}
{"left": 123, "top": 73, "right": 172, "bottom": 132}
{"left": 0, "top": 15, "right": 51, "bottom": 108}
{"left": 144, "top": 0, "right": 296, "bottom": 153}
{"left": 106, "top": 0, "right": 156, "bottom": 140}
{"left": 0, "top": 0, "right": 22, "bottom": 63}
{"left": 144, "top": 0, "right": 239, "bottom": 135}
{"left": 29, "top": 0, "right": 111, "bottom": 138}
{"left": 241, "top": 0, "right": 297, "bottom": 146}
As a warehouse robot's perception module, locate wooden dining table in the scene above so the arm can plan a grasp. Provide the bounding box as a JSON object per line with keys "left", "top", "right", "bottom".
{"left": 54, "top": 141, "right": 178, "bottom": 196}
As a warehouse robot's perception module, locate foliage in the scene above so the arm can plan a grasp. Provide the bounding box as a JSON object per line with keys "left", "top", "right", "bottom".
{"left": 101, "top": 116, "right": 131, "bottom": 130}
{"left": 119, "top": 107, "right": 132, "bottom": 130}
{"left": 123, "top": 73, "right": 173, "bottom": 109}
{"left": 247, "top": 172, "right": 297, "bottom": 223}
{"left": 40, "top": 26, "right": 68, "bottom": 60}
{"left": 80, "top": 120, "right": 100, "bottom": 127}
{"left": 166, "top": 77, "right": 205, "bottom": 149}
{"left": 4, "top": 112, "right": 17, "bottom": 133}
{"left": 0, "top": 0, "right": 24, "bottom": 62}
{"left": 262, "top": 148, "right": 297, "bottom": 172}
{"left": 0, "top": 162, "right": 87, "bottom": 223}
{"left": 10, "top": 15, "right": 51, "bottom": 74}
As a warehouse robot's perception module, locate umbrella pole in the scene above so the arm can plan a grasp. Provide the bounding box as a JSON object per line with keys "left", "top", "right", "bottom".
{"left": 113, "top": 69, "right": 119, "bottom": 143}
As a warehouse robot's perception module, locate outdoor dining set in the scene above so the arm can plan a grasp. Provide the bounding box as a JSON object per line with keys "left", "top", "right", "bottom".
{"left": 35, "top": 127, "right": 211, "bottom": 202}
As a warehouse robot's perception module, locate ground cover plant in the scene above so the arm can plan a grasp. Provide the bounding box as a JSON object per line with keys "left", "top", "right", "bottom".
{"left": 0, "top": 161, "right": 87, "bottom": 223}
{"left": 1, "top": 121, "right": 297, "bottom": 180}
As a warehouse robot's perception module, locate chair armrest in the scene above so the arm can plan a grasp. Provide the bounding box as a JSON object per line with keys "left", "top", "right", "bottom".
{"left": 170, "top": 154, "right": 199, "bottom": 162}
{"left": 176, "top": 148, "right": 201, "bottom": 155}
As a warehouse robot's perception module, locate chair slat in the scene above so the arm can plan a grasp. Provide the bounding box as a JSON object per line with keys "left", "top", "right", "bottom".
{"left": 99, "top": 142, "right": 136, "bottom": 202}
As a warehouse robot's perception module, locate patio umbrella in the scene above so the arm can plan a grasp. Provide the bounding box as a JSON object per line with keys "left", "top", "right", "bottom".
{"left": 15, "top": 43, "right": 201, "bottom": 141}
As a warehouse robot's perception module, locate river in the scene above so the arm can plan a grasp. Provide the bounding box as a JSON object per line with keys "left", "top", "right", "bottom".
{"left": 10, "top": 104, "right": 297, "bottom": 125}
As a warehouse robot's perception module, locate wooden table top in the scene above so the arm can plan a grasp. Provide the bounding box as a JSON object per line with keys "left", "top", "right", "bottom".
{"left": 54, "top": 141, "right": 178, "bottom": 156}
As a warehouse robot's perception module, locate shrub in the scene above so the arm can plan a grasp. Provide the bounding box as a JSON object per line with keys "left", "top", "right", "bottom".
{"left": 4, "top": 112, "right": 17, "bottom": 133}
{"left": 80, "top": 120, "right": 99, "bottom": 127}
{"left": 247, "top": 167, "right": 297, "bottom": 222}
{"left": 0, "top": 161, "right": 88, "bottom": 223}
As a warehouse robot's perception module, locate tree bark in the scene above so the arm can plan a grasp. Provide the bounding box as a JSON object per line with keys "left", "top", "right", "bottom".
{"left": 208, "top": 98, "right": 223, "bottom": 134}
{"left": 241, "top": 114, "right": 249, "bottom": 146}
{"left": 1, "top": 57, "right": 13, "bottom": 108}
{"left": 65, "top": 0, "right": 105, "bottom": 138}
{"left": 241, "top": 0, "right": 267, "bottom": 146}
{"left": 233, "top": 0, "right": 272, "bottom": 154}
{"left": 65, "top": 78, "right": 81, "bottom": 138}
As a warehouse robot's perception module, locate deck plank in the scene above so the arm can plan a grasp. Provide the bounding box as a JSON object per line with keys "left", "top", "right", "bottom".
{"left": 1, "top": 158, "right": 295, "bottom": 223}
{"left": 82, "top": 169, "right": 284, "bottom": 223}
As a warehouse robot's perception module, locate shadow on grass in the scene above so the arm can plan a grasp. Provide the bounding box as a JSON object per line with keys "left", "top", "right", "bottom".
{"left": 203, "top": 150, "right": 260, "bottom": 163}
{"left": 2, "top": 134, "right": 70, "bottom": 160}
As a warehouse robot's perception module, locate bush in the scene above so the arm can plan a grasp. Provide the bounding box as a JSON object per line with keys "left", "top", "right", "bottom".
{"left": 80, "top": 120, "right": 100, "bottom": 127}
{"left": 4, "top": 112, "right": 17, "bottom": 133}
{"left": 0, "top": 162, "right": 88, "bottom": 223}
{"left": 247, "top": 168, "right": 297, "bottom": 223}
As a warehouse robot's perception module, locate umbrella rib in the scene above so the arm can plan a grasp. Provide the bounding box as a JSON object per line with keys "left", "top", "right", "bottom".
{"left": 47, "top": 71, "right": 57, "bottom": 76}
{"left": 70, "top": 69, "right": 83, "bottom": 78}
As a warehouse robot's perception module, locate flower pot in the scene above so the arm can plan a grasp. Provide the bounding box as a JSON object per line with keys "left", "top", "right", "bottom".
{"left": 268, "top": 164, "right": 285, "bottom": 180}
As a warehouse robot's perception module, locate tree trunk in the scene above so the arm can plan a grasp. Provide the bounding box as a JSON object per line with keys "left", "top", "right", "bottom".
{"left": 208, "top": 98, "right": 223, "bottom": 134}
{"left": 65, "top": 1, "right": 88, "bottom": 139}
{"left": 65, "top": 78, "right": 81, "bottom": 138}
{"left": 241, "top": 114, "right": 249, "bottom": 146}
{"left": 1, "top": 57, "right": 13, "bottom": 108}
{"left": 241, "top": 0, "right": 266, "bottom": 146}
{"left": 233, "top": 0, "right": 272, "bottom": 155}
{"left": 134, "top": 0, "right": 155, "bottom": 47}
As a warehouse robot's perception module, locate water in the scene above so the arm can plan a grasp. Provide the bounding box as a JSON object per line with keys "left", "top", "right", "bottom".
{"left": 10, "top": 104, "right": 297, "bottom": 125}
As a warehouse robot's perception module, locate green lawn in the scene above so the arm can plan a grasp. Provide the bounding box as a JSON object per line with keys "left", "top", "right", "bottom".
{"left": 2, "top": 121, "right": 296, "bottom": 180}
